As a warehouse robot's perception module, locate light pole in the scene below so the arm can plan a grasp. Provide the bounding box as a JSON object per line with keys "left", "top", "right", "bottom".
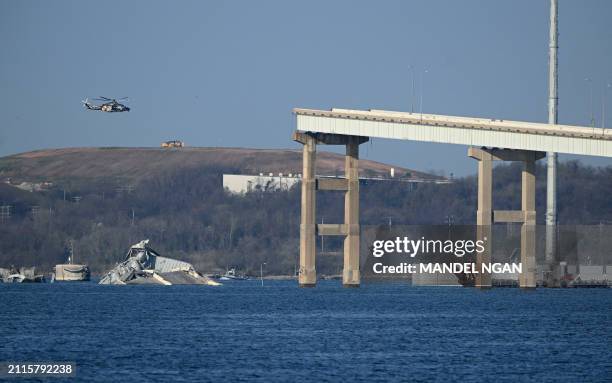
{"left": 446, "top": 215, "right": 455, "bottom": 226}
{"left": 260, "top": 262, "right": 266, "bottom": 287}
{"left": 602, "top": 82, "right": 611, "bottom": 130}
{"left": 420, "top": 68, "right": 428, "bottom": 120}
{"left": 446, "top": 215, "right": 454, "bottom": 240}
{"left": 408, "top": 65, "right": 415, "bottom": 113}
{"left": 585, "top": 77, "right": 595, "bottom": 127}
{"left": 381, "top": 216, "right": 393, "bottom": 229}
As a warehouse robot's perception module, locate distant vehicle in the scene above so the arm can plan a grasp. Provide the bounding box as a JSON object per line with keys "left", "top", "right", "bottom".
{"left": 82, "top": 96, "right": 130, "bottom": 113}
{"left": 161, "top": 140, "right": 185, "bottom": 148}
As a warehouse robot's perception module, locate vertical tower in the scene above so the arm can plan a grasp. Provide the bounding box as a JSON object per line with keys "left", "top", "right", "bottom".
{"left": 546, "top": 0, "right": 558, "bottom": 285}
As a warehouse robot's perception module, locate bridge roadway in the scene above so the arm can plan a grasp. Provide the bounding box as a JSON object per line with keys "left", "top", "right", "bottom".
{"left": 294, "top": 108, "right": 612, "bottom": 158}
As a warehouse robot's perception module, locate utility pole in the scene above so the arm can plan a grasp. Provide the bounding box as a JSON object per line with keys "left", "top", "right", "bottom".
{"left": 546, "top": 0, "right": 559, "bottom": 286}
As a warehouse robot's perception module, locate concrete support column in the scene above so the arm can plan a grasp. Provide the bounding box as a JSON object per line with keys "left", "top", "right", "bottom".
{"left": 294, "top": 131, "right": 368, "bottom": 288}
{"left": 343, "top": 137, "right": 360, "bottom": 287}
{"left": 520, "top": 159, "right": 537, "bottom": 289}
{"left": 470, "top": 147, "right": 543, "bottom": 289}
{"left": 475, "top": 152, "right": 493, "bottom": 289}
{"left": 299, "top": 135, "right": 317, "bottom": 287}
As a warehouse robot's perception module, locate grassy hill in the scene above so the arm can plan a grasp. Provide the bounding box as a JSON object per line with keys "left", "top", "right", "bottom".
{"left": 0, "top": 147, "right": 437, "bottom": 184}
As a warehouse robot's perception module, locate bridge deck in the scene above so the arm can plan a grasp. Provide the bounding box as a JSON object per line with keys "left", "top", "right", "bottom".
{"left": 294, "top": 108, "right": 612, "bottom": 158}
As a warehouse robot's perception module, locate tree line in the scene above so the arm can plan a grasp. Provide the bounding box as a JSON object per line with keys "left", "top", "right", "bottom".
{"left": 0, "top": 160, "right": 611, "bottom": 276}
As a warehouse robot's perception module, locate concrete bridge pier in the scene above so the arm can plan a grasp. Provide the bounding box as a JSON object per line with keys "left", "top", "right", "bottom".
{"left": 469, "top": 148, "right": 493, "bottom": 289}
{"left": 293, "top": 132, "right": 368, "bottom": 287}
{"left": 520, "top": 158, "right": 537, "bottom": 289}
{"left": 297, "top": 133, "right": 317, "bottom": 287}
{"left": 469, "top": 148, "right": 545, "bottom": 289}
{"left": 343, "top": 136, "right": 361, "bottom": 287}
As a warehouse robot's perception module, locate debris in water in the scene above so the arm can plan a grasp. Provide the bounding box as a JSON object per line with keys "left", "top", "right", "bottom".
{"left": 99, "top": 239, "right": 220, "bottom": 286}
{"left": 0, "top": 266, "right": 46, "bottom": 283}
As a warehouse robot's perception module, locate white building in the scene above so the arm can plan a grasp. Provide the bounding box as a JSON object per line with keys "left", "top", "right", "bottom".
{"left": 223, "top": 173, "right": 301, "bottom": 194}
{"left": 223, "top": 172, "right": 451, "bottom": 194}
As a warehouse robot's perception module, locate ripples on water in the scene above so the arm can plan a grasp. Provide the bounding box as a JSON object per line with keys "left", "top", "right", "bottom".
{"left": 1, "top": 281, "right": 611, "bottom": 382}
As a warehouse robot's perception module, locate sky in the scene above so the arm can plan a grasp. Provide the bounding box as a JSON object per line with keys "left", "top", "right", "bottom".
{"left": 1, "top": 0, "right": 612, "bottom": 176}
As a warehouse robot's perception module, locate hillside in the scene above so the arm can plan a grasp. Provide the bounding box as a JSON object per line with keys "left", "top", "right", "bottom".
{"left": 0, "top": 147, "right": 437, "bottom": 184}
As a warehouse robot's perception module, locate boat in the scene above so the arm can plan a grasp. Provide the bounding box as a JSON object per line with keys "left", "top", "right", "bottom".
{"left": 218, "top": 267, "right": 249, "bottom": 281}
{"left": 54, "top": 241, "right": 90, "bottom": 282}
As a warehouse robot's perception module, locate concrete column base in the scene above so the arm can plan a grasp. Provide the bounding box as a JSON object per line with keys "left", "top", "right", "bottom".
{"left": 299, "top": 268, "right": 316, "bottom": 287}
{"left": 475, "top": 222, "right": 492, "bottom": 289}
{"left": 342, "top": 269, "right": 360, "bottom": 287}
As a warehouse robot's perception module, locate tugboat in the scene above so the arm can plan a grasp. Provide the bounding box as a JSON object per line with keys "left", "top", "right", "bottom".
{"left": 53, "top": 240, "right": 90, "bottom": 282}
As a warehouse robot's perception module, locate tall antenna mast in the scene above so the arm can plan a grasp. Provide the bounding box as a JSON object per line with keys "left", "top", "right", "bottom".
{"left": 545, "top": 0, "right": 558, "bottom": 285}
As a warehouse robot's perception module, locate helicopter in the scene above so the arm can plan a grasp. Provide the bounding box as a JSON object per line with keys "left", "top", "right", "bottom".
{"left": 82, "top": 97, "right": 130, "bottom": 112}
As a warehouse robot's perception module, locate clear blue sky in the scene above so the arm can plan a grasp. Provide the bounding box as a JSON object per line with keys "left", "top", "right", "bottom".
{"left": 1, "top": 0, "right": 612, "bottom": 176}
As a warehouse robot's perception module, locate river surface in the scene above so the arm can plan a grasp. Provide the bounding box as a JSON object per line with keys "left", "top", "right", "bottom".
{"left": 1, "top": 280, "right": 611, "bottom": 382}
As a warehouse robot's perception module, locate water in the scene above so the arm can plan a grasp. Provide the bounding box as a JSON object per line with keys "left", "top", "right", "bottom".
{"left": 1, "top": 281, "right": 611, "bottom": 382}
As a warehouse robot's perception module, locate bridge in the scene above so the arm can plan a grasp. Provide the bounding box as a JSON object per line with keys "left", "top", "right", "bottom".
{"left": 292, "top": 107, "right": 612, "bottom": 289}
